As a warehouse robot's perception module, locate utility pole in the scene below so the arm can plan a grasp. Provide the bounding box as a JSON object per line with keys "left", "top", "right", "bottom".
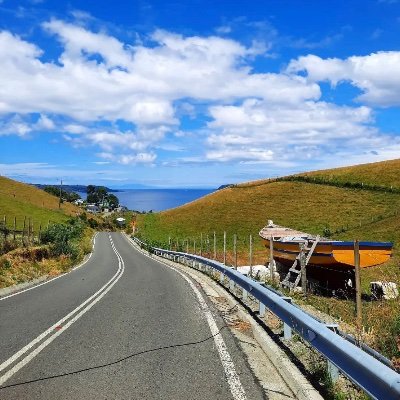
{"left": 59, "top": 179, "right": 63, "bottom": 209}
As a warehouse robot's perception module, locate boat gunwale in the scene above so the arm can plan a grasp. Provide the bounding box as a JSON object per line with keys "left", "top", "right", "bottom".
{"left": 259, "top": 235, "right": 393, "bottom": 249}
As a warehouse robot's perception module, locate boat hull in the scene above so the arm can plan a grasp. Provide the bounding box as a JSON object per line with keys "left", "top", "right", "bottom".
{"left": 261, "top": 239, "right": 392, "bottom": 270}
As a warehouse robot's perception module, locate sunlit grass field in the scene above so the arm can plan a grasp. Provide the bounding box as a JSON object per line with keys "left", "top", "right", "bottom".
{"left": 0, "top": 175, "right": 80, "bottom": 229}
{"left": 136, "top": 159, "right": 400, "bottom": 362}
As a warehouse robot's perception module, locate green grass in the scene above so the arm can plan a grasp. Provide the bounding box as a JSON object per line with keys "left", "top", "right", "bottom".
{"left": 0, "top": 175, "right": 81, "bottom": 230}
{"left": 136, "top": 160, "right": 400, "bottom": 362}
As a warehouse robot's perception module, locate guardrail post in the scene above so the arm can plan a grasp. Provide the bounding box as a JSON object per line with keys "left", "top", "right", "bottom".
{"left": 326, "top": 324, "right": 340, "bottom": 382}
{"left": 259, "top": 301, "right": 266, "bottom": 317}
{"left": 229, "top": 279, "right": 235, "bottom": 292}
{"left": 220, "top": 272, "right": 224, "bottom": 284}
{"left": 282, "top": 297, "right": 292, "bottom": 340}
{"left": 327, "top": 360, "right": 340, "bottom": 383}
{"left": 242, "top": 288, "right": 248, "bottom": 301}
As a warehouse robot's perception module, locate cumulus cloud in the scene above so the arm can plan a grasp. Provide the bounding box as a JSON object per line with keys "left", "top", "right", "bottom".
{"left": 0, "top": 19, "right": 399, "bottom": 169}
{"left": 287, "top": 51, "right": 400, "bottom": 107}
{"left": 205, "top": 99, "right": 380, "bottom": 163}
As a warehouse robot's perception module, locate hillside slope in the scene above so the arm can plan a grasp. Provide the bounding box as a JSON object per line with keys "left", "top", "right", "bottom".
{"left": 136, "top": 160, "right": 400, "bottom": 362}
{"left": 0, "top": 176, "right": 81, "bottom": 229}
{"left": 136, "top": 160, "right": 400, "bottom": 277}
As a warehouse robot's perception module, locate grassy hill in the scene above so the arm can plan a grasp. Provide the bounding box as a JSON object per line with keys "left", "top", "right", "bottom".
{"left": 136, "top": 159, "right": 400, "bottom": 361}
{"left": 0, "top": 175, "right": 81, "bottom": 230}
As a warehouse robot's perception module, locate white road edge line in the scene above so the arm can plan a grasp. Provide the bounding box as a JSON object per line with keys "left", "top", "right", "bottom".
{"left": 124, "top": 235, "right": 247, "bottom": 400}
{"left": 0, "top": 233, "right": 99, "bottom": 301}
{"left": 0, "top": 234, "right": 124, "bottom": 386}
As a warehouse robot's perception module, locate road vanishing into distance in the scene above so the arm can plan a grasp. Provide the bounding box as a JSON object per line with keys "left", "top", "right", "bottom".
{"left": 0, "top": 232, "right": 270, "bottom": 399}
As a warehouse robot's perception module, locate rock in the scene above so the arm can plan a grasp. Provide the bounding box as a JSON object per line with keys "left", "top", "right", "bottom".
{"left": 370, "top": 281, "right": 399, "bottom": 300}
{"left": 237, "top": 265, "right": 280, "bottom": 282}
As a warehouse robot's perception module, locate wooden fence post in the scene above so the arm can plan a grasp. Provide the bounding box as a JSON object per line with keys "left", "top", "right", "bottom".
{"left": 249, "top": 234, "right": 253, "bottom": 277}
{"left": 13, "top": 216, "right": 16, "bottom": 241}
{"left": 23, "top": 217, "right": 26, "bottom": 237}
{"left": 354, "top": 240, "right": 362, "bottom": 331}
{"left": 234, "top": 234, "right": 237, "bottom": 270}
{"left": 300, "top": 243, "right": 307, "bottom": 295}
{"left": 200, "top": 233, "right": 203, "bottom": 257}
{"left": 223, "top": 231, "right": 226, "bottom": 265}
{"left": 269, "top": 237, "right": 274, "bottom": 283}
{"left": 213, "top": 231, "right": 216, "bottom": 260}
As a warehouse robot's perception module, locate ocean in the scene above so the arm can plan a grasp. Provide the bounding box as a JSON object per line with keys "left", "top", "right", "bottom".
{"left": 78, "top": 188, "right": 214, "bottom": 212}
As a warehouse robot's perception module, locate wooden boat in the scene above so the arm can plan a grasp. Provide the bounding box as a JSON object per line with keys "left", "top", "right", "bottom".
{"left": 259, "top": 221, "right": 393, "bottom": 272}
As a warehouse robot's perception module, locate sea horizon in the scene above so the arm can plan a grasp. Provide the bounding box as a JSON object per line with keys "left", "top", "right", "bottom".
{"left": 77, "top": 188, "right": 215, "bottom": 212}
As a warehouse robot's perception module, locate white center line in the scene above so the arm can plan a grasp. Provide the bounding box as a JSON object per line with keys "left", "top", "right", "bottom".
{"left": 0, "top": 234, "right": 124, "bottom": 387}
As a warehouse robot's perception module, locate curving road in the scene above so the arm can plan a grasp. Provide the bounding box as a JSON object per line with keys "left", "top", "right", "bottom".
{"left": 0, "top": 232, "right": 267, "bottom": 399}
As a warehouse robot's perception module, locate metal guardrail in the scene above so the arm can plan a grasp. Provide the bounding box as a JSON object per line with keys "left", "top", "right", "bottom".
{"left": 132, "top": 237, "right": 400, "bottom": 400}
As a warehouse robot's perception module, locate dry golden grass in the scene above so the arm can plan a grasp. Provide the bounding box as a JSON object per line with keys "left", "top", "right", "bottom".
{"left": 233, "top": 158, "right": 400, "bottom": 190}
{"left": 0, "top": 227, "right": 95, "bottom": 288}
{"left": 0, "top": 175, "right": 81, "bottom": 229}
{"left": 303, "top": 158, "right": 400, "bottom": 188}
{"left": 137, "top": 166, "right": 400, "bottom": 361}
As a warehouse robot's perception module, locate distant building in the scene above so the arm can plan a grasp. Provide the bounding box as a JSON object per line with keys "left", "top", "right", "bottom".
{"left": 86, "top": 204, "right": 100, "bottom": 213}
{"left": 74, "top": 199, "right": 84, "bottom": 205}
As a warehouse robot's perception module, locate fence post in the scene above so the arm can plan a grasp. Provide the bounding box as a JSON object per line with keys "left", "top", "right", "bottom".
{"left": 13, "top": 216, "right": 16, "bottom": 241}
{"left": 3, "top": 215, "right": 7, "bottom": 241}
{"left": 354, "top": 240, "right": 362, "bottom": 331}
{"left": 200, "top": 233, "right": 203, "bottom": 257}
{"left": 300, "top": 243, "right": 307, "bottom": 295}
{"left": 234, "top": 234, "right": 237, "bottom": 270}
{"left": 249, "top": 234, "right": 253, "bottom": 278}
{"left": 23, "top": 216, "right": 26, "bottom": 242}
{"left": 223, "top": 231, "right": 226, "bottom": 265}
{"left": 213, "top": 231, "right": 216, "bottom": 260}
{"left": 269, "top": 237, "right": 274, "bottom": 283}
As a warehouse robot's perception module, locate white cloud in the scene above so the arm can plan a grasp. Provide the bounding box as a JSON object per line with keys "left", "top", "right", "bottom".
{"left": 205, "top": 99, "right": 382, "bottom": 163}
{"left": 98, "top": 151, "right": 156, "bottom": 165}
{"left": 0, "top": 20, "right": 399, "bottom": 169}
{"left": 287, "top": 51, "right": 400, "bottom": 107}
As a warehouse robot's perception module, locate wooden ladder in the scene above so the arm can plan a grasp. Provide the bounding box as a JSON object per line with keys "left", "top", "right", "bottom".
{"left": 281, "top": 236, "right": 320, "bottom": 290}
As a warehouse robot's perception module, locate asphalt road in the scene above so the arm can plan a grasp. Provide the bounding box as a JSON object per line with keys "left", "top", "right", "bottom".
{"left": 0, "top": 232, "right": 266, "bottom": 399}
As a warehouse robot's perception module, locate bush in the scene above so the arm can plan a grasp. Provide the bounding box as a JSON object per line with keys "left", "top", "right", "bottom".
{"left": 88, "top": 218, "right": 98, "bottom": 229}
{"left": 40, "top": 220, "right": 84, "bottom": 259}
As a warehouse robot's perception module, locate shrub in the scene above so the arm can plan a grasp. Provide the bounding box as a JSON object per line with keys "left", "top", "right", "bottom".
{"left": 40, "top": 220, "right": 84, "bottom": 259}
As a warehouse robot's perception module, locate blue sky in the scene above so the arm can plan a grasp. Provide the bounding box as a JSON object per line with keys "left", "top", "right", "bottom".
{"left": 0, "top": 0, "right": 400, "bottom": 188}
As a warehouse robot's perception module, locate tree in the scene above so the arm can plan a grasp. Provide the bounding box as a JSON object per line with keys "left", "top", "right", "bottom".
{"left": 107, "top": 194, "right": 119, "bottom": 209}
